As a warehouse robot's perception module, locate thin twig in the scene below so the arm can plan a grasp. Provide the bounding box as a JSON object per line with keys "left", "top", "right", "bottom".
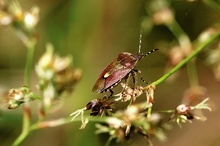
{"left": 151, "top": 30, "right": 220, "bottom": 86}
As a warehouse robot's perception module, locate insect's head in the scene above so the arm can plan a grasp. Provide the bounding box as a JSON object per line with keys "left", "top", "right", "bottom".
{"left": 132, "top": 49, "right": 159, "bottom": 61}
{"left": 135, "top": 31, "right": 159, "bottom": 60}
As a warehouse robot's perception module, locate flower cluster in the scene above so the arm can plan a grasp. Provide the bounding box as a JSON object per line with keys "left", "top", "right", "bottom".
{"left": 0, "top": 0, "right": 12, "bottom": 26}
{"left": 7, "top": 86, "right": 39, "bottom": 109}
{"left": 93, "top": 96, "right": 211, "bottom": 145}
{"left": 83, "top": 84, "right": 156, "bottom": 117}
{"left": 36, "top": 44, "right": 82, "bottom": 113}
{"left": 169, "top": 98, "right": 211, "bottom": 126}
{"left": 85, "top": 96, "right": 114, "bottom": 116}
{"left": 206, "top": 41, "right": 220, "bottom": 81}
{"left": 96, "top": 104, "right": 168, "bottom": 144}
{"left": 0, "top": 0, "right": 39, "bottom": 46}
{"left": 70, "top": 78, "right": 212, "bottom": 145}
{"left": 114, "top": 83, "right": 156, "bottom": 106}
{"left": 114, "top": 83, "right": 144, "bottom": 103}
{"left": 70, "top": 83, "right": 164, "bottom": 144}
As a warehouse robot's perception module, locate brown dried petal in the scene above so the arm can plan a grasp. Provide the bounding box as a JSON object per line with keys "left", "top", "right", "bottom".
{"left": 86, "top": 97, "right": 114, "bottom": 116}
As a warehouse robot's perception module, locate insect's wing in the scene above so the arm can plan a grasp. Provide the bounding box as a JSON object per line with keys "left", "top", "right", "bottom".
{"left": 92, "top": 68, "right": 131, "bottom": 93}
{"left": 92, "top": 76, "right": 106, "bottom": 93}
{"left": 99, "top": 58, "right": 124, "bottom": 78}
{"left": 104, "top": 68, "right": 131, "bottom": 90}
{"left": 92, "top": 57, "right": 126, "bottom": 93}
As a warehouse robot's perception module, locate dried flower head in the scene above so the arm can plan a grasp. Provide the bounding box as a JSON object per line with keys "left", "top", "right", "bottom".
{"left": 168, "top": 46, "right": 185, "bottom": 66}
{"left": 7, "top": 1, "right": 39, "bottom": 30}
{"left": 0, "top": 11, "right": 13, "bottom": 26}
{"left": 0, "top": 0, "right": 5, "bottom": 9}
{"left": 114, "top": 83, "right": 144, "bottom": 102}
{"left": 0, "top": 1, "right": 40, "bottom": 46}
{"left": 96, "top": 117, "right": 132, "bottom": 143}
{"left": 205, "top": 42, "right": 220, "bottom": 81}
{"left": 95, "top": 123, "right": 130, "bottom": 143}
{"left": 7, "top": 87, "right": 37, "bottom": 109}
{"left": 169, "top": 104, "right": 193, "bottom": 126}
{"left": 169, "top": 98, "right": 211, "bottom": 126}
{"left": 182, "top": 86, "right": 213, "bottom": 121}
{"left": 36, "top": 44, "right": 82, "bottom": 112}
{"left": 86, "top": 96, "right": 114, "bottom": 116}
{"left": 198, "top": 27, "right": 217, "bottom": 43}
{"left": 145, "top": 84, "right": 156, "bottom": 107}
{"left": 147, "top": 0, "right": 173, "bottom": 25}
{"left": 0, "top": 1, "right": 11, "bottom": 26}
{"left": 99, "top": 104, "right": 167, "bottom": 144}
{"left": 152, "top": 8, "right": 174, "bottom": 25}
{"left": 23, "top": 6, "right": 39, "bottom": 30}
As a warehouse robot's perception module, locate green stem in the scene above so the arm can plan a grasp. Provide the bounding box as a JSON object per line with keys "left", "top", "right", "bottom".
{"left": 167, "top": 18, "right": 199, "bottom": 87}
{"left": 12, "top": 131, "right": 29, "bottom": 146}
{"left": 24, "top": 43, "right": 35, "bottom": 86}
{"left": 105, "top": 136, "right": 114, "bottom": 146}
{"left": 12, "top": 42, "right": 36, "bottom": 146}
{"left": 166, "top": 19, "right": 191, "bottom": 49}
{"left": 30, "top": 117, "right": 74, "bottom": 131}
{"left": 203, "top": 0, "right": 220, "bottom": 12}
{"left": 17, "top": 30, "right": 220, "bottom": 137}
{"left": 30, "top": 115, "right": 107, "bottom": 131}
{"left": 12, "top": 105, "right": 30, "bottom": 146}
{"left": 152, "top": 30, "right": 220, "bottom": 86}
{"left": 187, "top": 59, "right": 199, "bottom": 87}
{"left": 147, "top": 107, "right": 152, "bottom": 119}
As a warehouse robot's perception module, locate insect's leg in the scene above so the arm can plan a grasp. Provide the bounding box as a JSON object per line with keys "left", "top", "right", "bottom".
{"left": 108, "top": 89, "right": 114, "bottom": 98}
{"left": 140, "top": 76, "right": 148, "bottom": 85}
{"left": 131, "top": 70, "right": 138, "bottom": 87}
{"left": 133, "top": 69, "right": 148, "bottom": 85}
{"left": 121, "top": 73, "right": 132, "bottom": 93}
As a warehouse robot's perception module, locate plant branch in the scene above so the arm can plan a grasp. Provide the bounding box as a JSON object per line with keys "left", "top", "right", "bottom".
{"left": 187, "top": 59, "right": 199, "bottom": 87}
{"left": 166, "top": 19, "right": 191, "bottom": 49}
{"left": 30, "top": 115, "right": 107, "bottom": 131}
{"left": 12, "top": 41, "right": 36, "bottom": 146}
{"left": 24, "top": 42, "right": 36, "bottom": 86}
{"left": 151, "top": 30, "right": 220, "bottom": 86}
{"left": 166, "top": 18, "right": 199, "bottom": 87}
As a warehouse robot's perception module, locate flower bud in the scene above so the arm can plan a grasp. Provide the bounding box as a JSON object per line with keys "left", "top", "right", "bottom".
{"left": 7, "top": 87, "right": 33, "bottom": 109}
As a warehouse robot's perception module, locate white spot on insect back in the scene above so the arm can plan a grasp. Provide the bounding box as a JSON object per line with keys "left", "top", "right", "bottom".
{"left": 104, "top": 72, "right": 110, "bottom": 78}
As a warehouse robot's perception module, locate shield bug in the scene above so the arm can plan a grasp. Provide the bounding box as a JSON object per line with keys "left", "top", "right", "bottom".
{"left": 92, "top": 33, "right": 158, "bottom": 97}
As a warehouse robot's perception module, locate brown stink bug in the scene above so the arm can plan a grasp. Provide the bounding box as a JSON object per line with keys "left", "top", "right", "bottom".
{"left": 92, "top": 33, "right": 158, "bottom": 97}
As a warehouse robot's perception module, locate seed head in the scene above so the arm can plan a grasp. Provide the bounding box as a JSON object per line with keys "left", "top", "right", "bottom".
{"left": 86, "top": 96, "right": 114, "bottom": 116}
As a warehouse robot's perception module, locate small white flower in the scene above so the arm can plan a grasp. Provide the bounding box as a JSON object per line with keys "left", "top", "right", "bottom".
{"left": 176, "top": 104, "right": 191, "bottom": 113}
{"left": 107, "top": 117, "right": 124, "bottom": 129}
{"left": 0, "top": 13, "right": 12, "bottom": 26}
{"left": 24, "top": 6, "right": 39, "bottom": 29}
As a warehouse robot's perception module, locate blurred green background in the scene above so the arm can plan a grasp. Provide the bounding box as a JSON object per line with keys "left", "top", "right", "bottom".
{"left": 0, "top": 0, "right": 220, "bottom": 146}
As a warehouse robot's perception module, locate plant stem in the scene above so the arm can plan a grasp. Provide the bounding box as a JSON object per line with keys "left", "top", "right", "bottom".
{"left": 30, "top": 115, "right": 107, "bottom": 131}
{"left": 167, "top": 18, "right": 199, "bottom": 87}
{"left": 204, "top": 0, "right": 220, "bottom": 12}
{"left": 187, "top": 59, "right": 199, "bottom": 87}
{"left": 147, "top": 107, "right": 152, "bottom": 119}
{"left": 12, "top": 105, "right": 30, "bottom": 146}
{"left": 24, "top": 42, "right": 35, "bottom": 86}
{"left": 17, "top": 29, "right": 220, "bottom": 137}
{"left": 12, "top": 42, "right": 36, "bottom": 146}
{"left": 166, "top": 19, "right": 191, "bottom": 49}
{"left": 152, "top": 30, "right": 220, "bottom": 86}
{"left": 30, "top": 117, "right": 74, "bottom": 131}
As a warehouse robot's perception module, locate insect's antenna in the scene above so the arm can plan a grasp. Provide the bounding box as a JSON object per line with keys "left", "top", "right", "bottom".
{"left": 138, "top": 31, "right": 142, "bottom": 53}
{"left": 144, "top": 49, "right": 159, "bottom": 57}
